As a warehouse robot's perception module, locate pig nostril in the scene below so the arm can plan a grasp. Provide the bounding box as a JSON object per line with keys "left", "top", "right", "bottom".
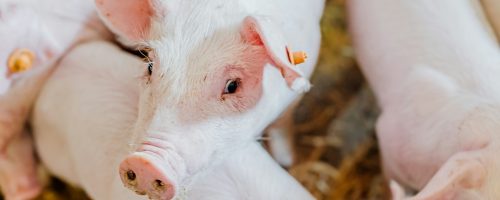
{"left": 126, "top": 170, "right": 136, "bottom": 181}
{"left": 153, "top": 179, "right": 166, "bottom": 191}
{"left": 120, "top": 154, "right": 177, "bottom": 199}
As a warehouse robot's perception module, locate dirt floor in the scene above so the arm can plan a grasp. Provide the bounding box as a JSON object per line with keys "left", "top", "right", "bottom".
{"left": 288, "top": 0, "right": 390, "bottom": 199}
{"left": 5, "top": 0, "right": 391, "bottom": 199}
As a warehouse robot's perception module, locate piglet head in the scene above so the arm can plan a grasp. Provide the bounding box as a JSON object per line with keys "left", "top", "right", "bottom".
{"left": 96, "top": 0, "right": 310, "bottom": 199}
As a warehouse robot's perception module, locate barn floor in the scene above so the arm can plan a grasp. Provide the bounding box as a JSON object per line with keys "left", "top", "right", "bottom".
{"left": 7, "top": 0, "right": 391, "bottom": 199}
{"left": 289, "top": 0, "right": 389, "bottom": 198}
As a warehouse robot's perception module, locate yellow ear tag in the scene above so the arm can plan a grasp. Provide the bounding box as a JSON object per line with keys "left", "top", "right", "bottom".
{"left": 7, "top": 49, "right": 36, "bottom": 75}
{"left": 286, "top": 46, "right": 308, "bottom": 65}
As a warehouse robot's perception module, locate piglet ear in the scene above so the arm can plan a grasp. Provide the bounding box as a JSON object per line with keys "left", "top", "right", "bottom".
{"left": 395, "top": 152, "right": 486, "bottom": 200}
{"left": 95, "top": 0, "right": 159, "bottom": 42}
{"left": 241, "top": 16, "right": 311, "bottom": 93}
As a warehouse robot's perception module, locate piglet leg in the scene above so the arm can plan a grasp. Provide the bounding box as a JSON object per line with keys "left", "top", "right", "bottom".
{"left": 0, "top": 59, "right": 59, "bottom": 153}
{"left": 267, "top": 99, "right": 301, "bottom": 167}
{"left": 0, "top": 60, "right": 59, "bottom": 199}
{"left": 0, "top": 131, "right": 42, "bottom": 200}
{"left": 391, "top": 151, "right": 487, "bottom": 200}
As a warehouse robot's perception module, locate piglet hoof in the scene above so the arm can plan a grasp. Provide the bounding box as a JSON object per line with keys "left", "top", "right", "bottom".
{"left": 390, "top": 180, "right": 408, "bottom": 200}
{"left": 119, "top": 154, "right": 176, "bottom": 200}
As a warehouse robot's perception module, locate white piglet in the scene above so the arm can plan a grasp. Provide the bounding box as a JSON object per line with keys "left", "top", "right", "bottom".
{"left": 349, "top": 0, "right": 500, "bottom": 199}
{"left": 74, "top": 0, "right": 323, "bottom": 199}
{"left": 32, "top": 40, "right": 314, "bottom": 200}
{"left": 95, "top": 0, "right": 324, "bottom": 167}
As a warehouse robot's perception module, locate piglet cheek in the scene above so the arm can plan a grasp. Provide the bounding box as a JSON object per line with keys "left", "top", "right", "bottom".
{"left": 226, "top": 49, "right": 268, "bottom": 110}
{"left": 240, "top": 74, "right": 263, "bottom": 108}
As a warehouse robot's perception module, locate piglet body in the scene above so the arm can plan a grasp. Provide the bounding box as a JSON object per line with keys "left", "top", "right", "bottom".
{"left": 348, "top": 0, "right": 500, "bottom": 199}
{"left": 32, "top": 40, "right": 313, "bottom": 200}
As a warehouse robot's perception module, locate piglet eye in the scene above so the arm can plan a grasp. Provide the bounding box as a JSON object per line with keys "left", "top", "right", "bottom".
{"left": 147, "top": 62, "right": 153, "bottom": 76}
{"left": 224, "top": 78, "right": 240, "bottom": 94}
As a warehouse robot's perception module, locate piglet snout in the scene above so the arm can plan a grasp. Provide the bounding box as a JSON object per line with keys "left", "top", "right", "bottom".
{"left": 119, "top": 150, "right": 182, "bottom": 200}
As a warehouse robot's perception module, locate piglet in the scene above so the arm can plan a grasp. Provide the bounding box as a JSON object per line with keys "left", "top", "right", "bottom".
{"left": 95, "top": 0, "right": 325, "bottom": 168}
{"left": 348, "top": 0, "right": 500, "bottom": 199}
{"left": 32, "top": 40, "right": 313, "bottom": 200}
{"left": 0, "top": 0, "right": 110, "bottom": 199}
{"left": 88, "top": 0, "right": 323, "bottom": 198}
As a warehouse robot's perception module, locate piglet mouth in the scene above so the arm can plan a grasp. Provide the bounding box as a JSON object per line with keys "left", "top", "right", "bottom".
{"left": 119, "top": 139, "right": 186, "bottom": 200}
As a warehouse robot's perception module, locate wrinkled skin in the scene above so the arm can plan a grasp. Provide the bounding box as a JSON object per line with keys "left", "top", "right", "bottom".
{"left": 348, "top": 0, "right": 500, "bottom": 199}
{"left": 89, "top": 0, "right": 323, "bottom": 199}
{"left": 0, "top": 0, "right": 110, "bottom": 199}
{"left": 32, "top": 40, "right": 314, "bottom": 200}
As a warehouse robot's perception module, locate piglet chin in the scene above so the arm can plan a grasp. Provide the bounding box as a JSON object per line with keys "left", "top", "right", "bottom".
{"left": 119, "top": 145, "right": 187, "bottom": 200}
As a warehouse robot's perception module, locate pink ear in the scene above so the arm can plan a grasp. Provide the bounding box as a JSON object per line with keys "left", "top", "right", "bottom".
{"left": 95, "top": 0, "right": 156, "bottom": 41}
{"left": 398, "top": 151, "right": 486, "bottom": 200}
{"left": 241, "top": 16, "right": 311, "bottom": 93}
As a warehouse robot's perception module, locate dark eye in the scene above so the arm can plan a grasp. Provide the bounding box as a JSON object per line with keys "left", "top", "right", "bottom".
{"left": 147, "top": 62, "right": 153, "bottom": 76}
{"left": 224, "top": 79, "right": 240, "bottom": 94}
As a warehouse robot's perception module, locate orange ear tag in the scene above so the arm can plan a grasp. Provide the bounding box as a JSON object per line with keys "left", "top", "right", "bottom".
{"left": 286, "top": 46, "right": 308, "bottom": 65}
{"left": 7, "top": 48, "right": 36, "bottom": 75}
